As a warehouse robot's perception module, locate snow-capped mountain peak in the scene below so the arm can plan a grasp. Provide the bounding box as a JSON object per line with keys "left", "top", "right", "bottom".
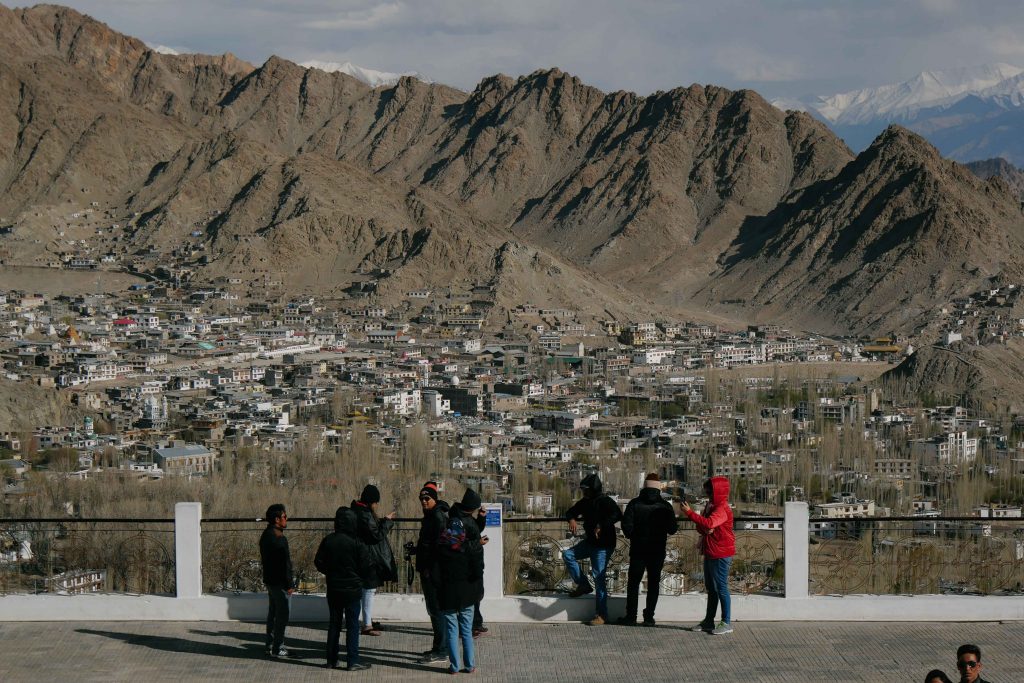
{"left": 299, "top": 60, "right": 428, "bottom": 88}
{"left": 777, "top": 63, "right": 1024, "bottom": 125}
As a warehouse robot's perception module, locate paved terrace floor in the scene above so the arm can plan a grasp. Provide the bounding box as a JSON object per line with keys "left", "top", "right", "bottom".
{"left": 1, "top": 620, "right": 1022, "bottom": 682}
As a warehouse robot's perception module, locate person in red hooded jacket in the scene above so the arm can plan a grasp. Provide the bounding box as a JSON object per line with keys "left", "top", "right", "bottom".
{"left": 681, "top": 477, "right": 735, "bottom": 635}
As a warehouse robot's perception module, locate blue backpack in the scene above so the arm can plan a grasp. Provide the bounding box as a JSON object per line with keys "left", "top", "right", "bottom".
{"left": 439, "top": 513, "right": 467, "bottom": 552}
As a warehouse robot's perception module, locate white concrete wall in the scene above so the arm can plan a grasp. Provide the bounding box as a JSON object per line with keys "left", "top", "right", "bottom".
{"left": 3, "top": 501, "right": 1024, "bottom": 622}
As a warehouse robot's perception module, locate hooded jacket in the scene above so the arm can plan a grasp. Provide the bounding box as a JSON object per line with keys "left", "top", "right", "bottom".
{"left": 416, "top": 499, "right": 451, "bottom": 573}
{"left": 432, "top": 504, "right": 484, "bottom": 611}
{"left": 684, "top": 477, "right": 735, "bottom": 559}
{"left": 314, "top": 507, "right": 372, "bottom": 597}
{"left": 622, "top": 486, "right": 679, "bottom": 554}
{"left": 351, "top": 499, "right": 399, "bottom": 587}
{"left": 564, "top": 473, "right": 622, "bottom": 550}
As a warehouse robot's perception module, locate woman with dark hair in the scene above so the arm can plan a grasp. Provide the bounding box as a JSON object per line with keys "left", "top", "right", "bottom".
{"left": 351, "top": 484, "right": 398, "bottom": 636}
{"left": 924, "top": 670, "right": 953, "bottom": 683}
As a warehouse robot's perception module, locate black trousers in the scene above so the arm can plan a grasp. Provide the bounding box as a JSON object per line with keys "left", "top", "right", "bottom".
{"left": 265, "top": 585, "right": 289, "bottom": 652}
{"left": 473, "top": 601, "right": 483, "bottom": 631}
{"left": 421, "top": 575, "right": 447, "bottom": 653}
{"left": 625, "top": 549, "right": 666, "bottom": 620}
{"left": 326, "top": 590, "right": 361, "bottom": 667}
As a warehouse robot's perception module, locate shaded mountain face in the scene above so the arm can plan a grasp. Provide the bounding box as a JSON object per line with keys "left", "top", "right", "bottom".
{"left": 3, "top": 4, "right": 1023, "bottom": 337}
{"left": 965, "top": 157, "right": 1024, "bottom": 201}
{"left": 704, "top": 126, "right": 1024, "bottom": 334}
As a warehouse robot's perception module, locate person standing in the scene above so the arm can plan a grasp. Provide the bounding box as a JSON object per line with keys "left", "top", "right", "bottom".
{"left": 562, "top": 472, "right": 622, "bottom": 626}
{"left": 352, "top": 484, "right": 398, "bottom": 636}
{"left": 259, "top": 503, "right": 294, "bottom": 658}
{"left": 472, "top": 503, "right": 489, "bottom": 638}
{"left": 618, "top": 473, "right": 678, "bottom": 626}
{"left": 315, "top": 506, "right": 372, "bottom": 671}
{"left": 434, "top": 489, "right": 485, "bottom": 674}
{"left": 414, "top": 481, "right": 450, "bottom": 665}
{"left": 682, "top": 477, "right": 736, "bottom": 635}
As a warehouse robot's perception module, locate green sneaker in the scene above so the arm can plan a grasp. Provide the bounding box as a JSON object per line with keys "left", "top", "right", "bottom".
{"left": 711, "top": 621, "right": 733, "bottom": 635}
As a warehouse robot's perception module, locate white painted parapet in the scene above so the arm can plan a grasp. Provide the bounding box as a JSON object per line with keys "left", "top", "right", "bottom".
{"left": 783, "top": 502, "right": 809, "bottom": 599}
{"left": 174, "top": 502, "right": 203, "bottom": 599}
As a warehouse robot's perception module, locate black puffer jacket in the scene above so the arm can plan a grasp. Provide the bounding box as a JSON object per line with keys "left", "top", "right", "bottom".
{"left": 433, "top": 506, "right": 484, "bottom": 611}
{"left": 314, "top": 507, "right": 372, "bottom": 599}
{"left": 622, "top": 487, "right": 679, "bottom": 554}
{"left": 351, "top": 500, "right": 399, "bottom": 587}
{"left": 564, "top": 474, "right": 622, "bottom": 550}
{"left": 416, "top": 500, "right": 450, "bottom": 574}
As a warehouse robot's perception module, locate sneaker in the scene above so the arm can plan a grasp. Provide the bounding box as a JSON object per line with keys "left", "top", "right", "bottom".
{"left": 642, "top": 617, "right": 656, "bottom": 627}
{"left": 614, "top": 616, "right": 637, "bottom": 626}
{"left": 269, "top": 646, "right": 292, "bottom": 658}
{"left": 360, "top": 627, "right": 383, "bottom": 636}
{"left": 711, "top": 621, "right": 734, "bottom": 635}
{"left": 461, "top": 668, "right": 476, "bottom": 674}
{"left": 689, "top": 622, "right": 713, "bottom": 632}
{"left": 585, "top": 614, "right": 606, "bottom": 626}
{"left": 346, "top": 662, "right": 371, "bottom": 671}
{"left": 472, "top": 629, "right": 485, "bottom": 639}
{"left": 568, "top": 583, "right": 593, "bottom": 598}
{"left": 417, "top": 651, "right": 448, "bottom": 664}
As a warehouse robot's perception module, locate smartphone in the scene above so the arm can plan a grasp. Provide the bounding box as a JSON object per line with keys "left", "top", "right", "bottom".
{"left": 481, "top": 534, "right": 489, "bottom": 541}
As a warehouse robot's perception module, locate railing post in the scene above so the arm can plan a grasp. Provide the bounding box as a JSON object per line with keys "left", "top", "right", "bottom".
{"left": 784, "top": 501, "right": 809, "bottom": 599}
{"left": 175, "top": 502, "right": 203, "bottom": 599}
{"left": 482, "top": 503, "right": 503, "bottom": 598}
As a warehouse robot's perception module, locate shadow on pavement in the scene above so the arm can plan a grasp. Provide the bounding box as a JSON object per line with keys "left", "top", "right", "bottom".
{"left": 75, "top": 628, "right": 322, "bottom": 668}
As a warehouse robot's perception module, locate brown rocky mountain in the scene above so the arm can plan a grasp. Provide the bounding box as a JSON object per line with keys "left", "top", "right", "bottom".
{"left": 2, "top": 4, "right": 1022, "bottom": 336}
{"left": 704, "top": 126, "right": 1024, "bottom": 334}
{"left": 964, "top": 157, "right": 1024, "bottom": 201}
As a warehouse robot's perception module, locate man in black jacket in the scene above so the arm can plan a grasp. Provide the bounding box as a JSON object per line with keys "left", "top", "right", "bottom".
{"left": 414, "top": 481, "right": 450, "bottom": 664}
{"left": 563, "top": 473, "right": 622, "bottom": 626}
{"left": 259, "top": 503, "right": 294, "bottom": 658}
{"left": 351, "top": 484, "right": 397, "bottom": 636}
{"left": 315, "top": 506, "right": 373, "bottom": 671}
{"left": 618, "top": 473, "right": 679, "bottom": 627}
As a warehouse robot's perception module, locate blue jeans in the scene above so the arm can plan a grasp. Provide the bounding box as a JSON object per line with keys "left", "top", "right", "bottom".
{"left": 442, "top": 606, "right": 475, "bottom": 673}
{"left": 563, "top": 539, "right": 610, "bottom": 618}
{"left": 703, "top": 556, "right": 732, "bottom": 625}
{"left": 327, "top": 591, "right": 361, "bottom": 667}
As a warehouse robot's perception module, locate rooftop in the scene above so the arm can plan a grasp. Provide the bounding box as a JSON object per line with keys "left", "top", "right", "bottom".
{"left": 1, "top": 620, "right": 1020, "bottom": 682}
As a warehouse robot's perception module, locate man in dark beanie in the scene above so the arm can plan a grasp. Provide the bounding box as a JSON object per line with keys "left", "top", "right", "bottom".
{"left": 315, "top": 506, "right": 372, "bottom": 671}
{"left": 352, "top": 484, "right": 397, "bottom": 636}
{"left": 619, "top": 473, "right": 678, "bottom": 626}
{"left": 563, "top": 472, "right": 622, "bottom": 625}
{"left": 413, "top": 481, "right": 451, "bottom": 664}
{"left": 259, "top": 503, "right": 294, "bottom": 658}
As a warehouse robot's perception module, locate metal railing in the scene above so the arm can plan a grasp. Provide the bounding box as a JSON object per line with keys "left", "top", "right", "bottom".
{"left": 502, "top": 517, "right": 784, "bottom": 597}
{"left": 808, "top": 517, "right": 1024, "bottom": 595}
{"left": 200, "top": 518, "right": 422, "bottom": 595}
{"left": 0, "top": 518, "right": 175, "bottom": 596}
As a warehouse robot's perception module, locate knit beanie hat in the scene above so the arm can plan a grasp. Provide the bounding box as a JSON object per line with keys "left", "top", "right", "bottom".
{"left": 419, "top": 481, "right": 439, "bottom": 501}
{"left": 360, "top": 484, "right": 381, "bottom": 505}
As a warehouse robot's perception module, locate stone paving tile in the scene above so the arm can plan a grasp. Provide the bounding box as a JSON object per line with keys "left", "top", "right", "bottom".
{"left": 0, "top": 620, "right": 1022, "bottom": 682}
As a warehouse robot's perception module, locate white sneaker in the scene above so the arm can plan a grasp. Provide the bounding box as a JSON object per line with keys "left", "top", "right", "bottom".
{"left": 711, "top": 621, "right": 733, "bottom": 635}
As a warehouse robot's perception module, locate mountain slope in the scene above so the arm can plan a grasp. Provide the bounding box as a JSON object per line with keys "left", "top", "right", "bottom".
{"left": 704, "top": 126, "right": 1024, "bottom": 334}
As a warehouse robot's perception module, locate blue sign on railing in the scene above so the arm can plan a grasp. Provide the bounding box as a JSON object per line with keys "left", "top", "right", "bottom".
{"left": 485, "top": 506, "right": 501, "bottom": 527}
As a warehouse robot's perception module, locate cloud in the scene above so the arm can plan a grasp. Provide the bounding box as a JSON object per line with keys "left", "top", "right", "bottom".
{"left": 45, "top": 1, "right": 1024, "bottom": 100}
{"left": 302, "top": 2, "right": 401, "bottom": 30}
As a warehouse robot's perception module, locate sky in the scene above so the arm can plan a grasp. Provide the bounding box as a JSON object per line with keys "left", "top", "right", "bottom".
{"left": 30, "top": 0, "right": 1024, "bottom": 99}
